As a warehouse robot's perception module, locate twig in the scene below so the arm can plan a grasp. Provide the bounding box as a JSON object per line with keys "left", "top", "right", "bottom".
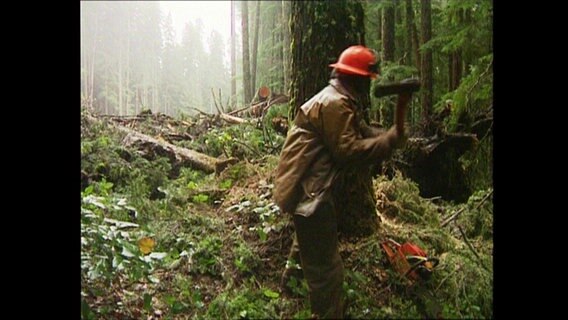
{"left": 457, "top": 225, "right": 489, "bottom": 272}
{"left": 98, "top": 114, "right": 148, "bottom": 119}
{"left": 440, "top": 207, "right": 467, "bottom": 227}
{"left": 435, "top": 266, "right": 459, "bottom": 293}
{"left": 233, "top": 140, "right": 263, "bottom": 158}
{"left": 219, "top": 89, "right": 226, "bottom": 114}
{"left": 227, "top": 104, "right": 253, "bottom": 115}
{"left": 211, "top": 88, "right": 222, "bottom": 114}
{"left": 190, "top": 107, "right": 213, "bottom": 117}
{"left": 441, "top": 190, "right": 493, "bottom": 227}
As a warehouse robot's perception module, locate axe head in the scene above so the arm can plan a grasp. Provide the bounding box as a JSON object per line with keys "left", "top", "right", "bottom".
{"left": 373, "top": 78, "right": 421, "bottom": 98}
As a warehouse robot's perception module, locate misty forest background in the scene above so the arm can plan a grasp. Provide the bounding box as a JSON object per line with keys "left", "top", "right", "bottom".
{"left": 81, "top": 1, "right": 493, "bottom": 319}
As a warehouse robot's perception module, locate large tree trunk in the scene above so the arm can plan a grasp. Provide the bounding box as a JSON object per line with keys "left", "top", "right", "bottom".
{"left": 382, "top": 0, "right": 395, "bottom": 62}
{"left": 420, "top": 0, "right": 433, "bottom": 131}
{"left": 241, "top": 1, "right": 252, "bottom": 105}
{"left": 231, "top": 0, "right": 236, "bottom": 108}
{"left": 251, "top": 1, "right": 261, "bottom": 95}
{"left": 290, "top": 1, "right": 376, "bottom": 237}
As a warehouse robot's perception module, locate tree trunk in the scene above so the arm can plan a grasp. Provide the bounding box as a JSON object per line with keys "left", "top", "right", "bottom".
{"left": 448, "top": 8, "right": 463, "bottom": 91}
{"left": 118, "top": 47, "right": 123, "bottom": 115}
{"left": 290, "top": 1, "right": 376, "bottom": 237}
{"left": 404, "top": 0, "right": 413, "bottom": 66}
{"left": 104, "top": 81, "right": 109, "bottom": 114}
{"left": 231, "top": 0, "right": 236, "bottom": 108}
{"left": 276, "top": 2, "right": 285, "bottom": 93}
{"left": 377, "top": 3, "right": 382, "bottom": 44}
{"left": 394, "top": 0, "right": 403, "bottom": 62}
{"left": 241, "top": 1, "right": 252, "bottom": 105}
{"left": 282, "top": 0, "right": 291, "bottom": 95}
{"left": 463, "top": 8, "right": 472, "bottom": 77}
{"left": 251, "top": 1, "right": 261, "bottom": 95}
{"left": 420, "top": 0, "right": 433, "bottom": 129}
{"left": 449, "top": 51, "right": 462, "bottom": 91}
{"left": 125, "top": 14, "right": 131, "bottom": 115}
{"left": 406, "top": 0, "right": 421, "bottom": 73}
{"left": 382, "top": 0, "right": 395, "bottom": 62}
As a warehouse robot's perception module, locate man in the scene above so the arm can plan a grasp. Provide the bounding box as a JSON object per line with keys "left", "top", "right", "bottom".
{"left": 273, "top": 45, "right": 411, "bottom": 318}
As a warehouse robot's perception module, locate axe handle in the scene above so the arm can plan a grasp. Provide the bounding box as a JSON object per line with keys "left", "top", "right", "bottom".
{"left": 395, "top": 94, "right": 411, "bottom": 135}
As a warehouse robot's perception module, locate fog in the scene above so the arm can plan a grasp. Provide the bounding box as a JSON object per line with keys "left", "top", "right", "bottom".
{"left": 80, "top": 1, "right": 237, "bottom": 117}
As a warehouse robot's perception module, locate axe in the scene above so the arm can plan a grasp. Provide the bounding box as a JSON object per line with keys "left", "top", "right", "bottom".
{"left": 373, "top": 78, "right": 421, "bottom": 137}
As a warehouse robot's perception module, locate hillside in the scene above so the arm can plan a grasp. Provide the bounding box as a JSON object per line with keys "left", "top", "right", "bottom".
{"left": 81, "top": 107, "right": 492, "bottom": 319}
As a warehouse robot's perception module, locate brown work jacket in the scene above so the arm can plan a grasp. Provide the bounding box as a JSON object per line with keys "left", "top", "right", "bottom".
{"left": 274, "top": 78, "right": 399, "bottom": 217}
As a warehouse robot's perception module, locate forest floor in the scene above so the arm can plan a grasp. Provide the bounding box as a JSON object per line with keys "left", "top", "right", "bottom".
{"left": 81, "top": 107, "right": 493, "bottom": 319}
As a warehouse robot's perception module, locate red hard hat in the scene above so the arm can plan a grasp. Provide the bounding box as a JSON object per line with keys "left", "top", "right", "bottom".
{"left": 329, "top": 45, "right": 378, "bottom": 79}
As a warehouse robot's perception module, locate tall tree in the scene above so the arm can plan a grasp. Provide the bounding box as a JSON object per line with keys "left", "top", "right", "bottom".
{"left": 230, "top": 0, "right": 237, "bottom": 108}
{"left": 420, "top": 0, "right": 433, "bottom": 127}
{"left": 160, "top": 12, "right": 181, "bottom": 115}
{"left": 290, "top": 0, "right": 376, "bottom": 236}
{"left": 251, "top": 1, "right": 261, "bottom": 95}
{"left": 282, "top": 0, "right": 291, "bottom": 94}
{"left": 448, "top": 8, "right": 463, "bottom": 91}
{"left": 80, "top": 1, "right": 100, "bottom": 109}
{"left": 208, "top": 30, "right": 230, "bottom": 108}
{"left": 405, "top": 0, "right": 420, "bottom": 69}
{"left": 241, "top": 1, "right": 252, "bottom": 105}
{"left": 382, "top": 0, "right": 395, "bottom": 62}
{"left": 275, "top": 2, "right": 285, "bottom": 93}
{"left": 394, "top": 0, "right": 404, "bottom": 62}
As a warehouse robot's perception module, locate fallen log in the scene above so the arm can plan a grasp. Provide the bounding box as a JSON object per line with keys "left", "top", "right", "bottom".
{"left": 117, "top": 125, "right": 237, "bottom": 174}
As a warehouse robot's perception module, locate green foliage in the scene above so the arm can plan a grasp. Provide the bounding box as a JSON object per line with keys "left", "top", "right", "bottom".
{"left": 375, "top": 171, "right": 440, "bottom": 226}
{"left": 204, "top": 286, "right": 283, "bottom": 319}
{"left": 189, "top": 124, "right": 282, "bottom": 159}
{"left": 233, "top": 241, "right": 260, "bottom": 275}
{"left": 445, "top": 54, "right": 492, "bottom": 130}
{"left": 192, "top": 236, "right": 223, "bottom": 276}
{"left": 431, "top": 250, "right": 493, "bottom": 318}
{"left": 81, "top": 186, "right": 165, "bottom": 286}
{"left": 459, "top": 188, "right": 493, "bottom": 240}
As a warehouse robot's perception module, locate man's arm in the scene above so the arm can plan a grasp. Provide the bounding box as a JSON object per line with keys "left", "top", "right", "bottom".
{"left": 319, "top": 100, "right": 399, "bottom": 166}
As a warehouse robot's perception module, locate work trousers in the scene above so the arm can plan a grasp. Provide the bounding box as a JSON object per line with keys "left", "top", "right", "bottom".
{"left": 292, "top": 200, "right": 345, "bottom": 319}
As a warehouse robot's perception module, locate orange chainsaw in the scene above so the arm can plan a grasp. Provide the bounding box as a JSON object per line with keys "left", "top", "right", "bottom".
{"left": 381, "top": 238, "right": 439, "bottom": 281}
